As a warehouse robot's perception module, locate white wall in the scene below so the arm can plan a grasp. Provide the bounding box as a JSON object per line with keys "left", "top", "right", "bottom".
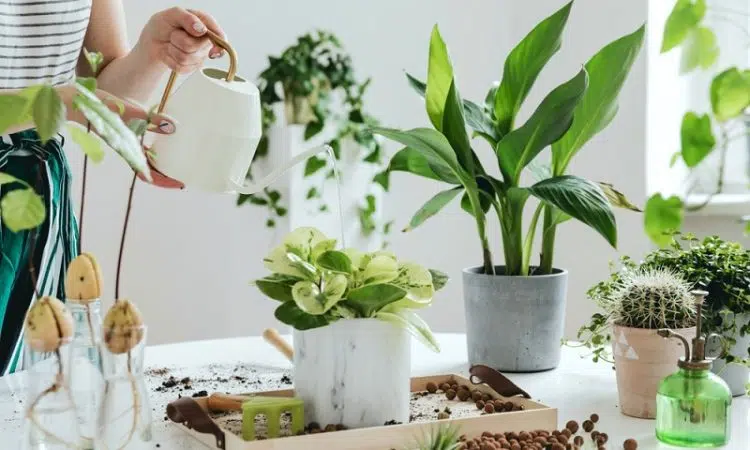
{"left": 67, "top": 0, "right": 651, "bottom": 345}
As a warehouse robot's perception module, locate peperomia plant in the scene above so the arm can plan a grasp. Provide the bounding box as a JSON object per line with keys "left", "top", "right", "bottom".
{"left": 253, "top": 227, "right": 448, "bottom": 352}
{"left": 0, "top": 49, "right": 150, "bottom": 232}
{"left": 373, "top": 1, "right": 645, "bottom": 276}
{"left": 238, "top": 30, "right": 391, "bottom": 241}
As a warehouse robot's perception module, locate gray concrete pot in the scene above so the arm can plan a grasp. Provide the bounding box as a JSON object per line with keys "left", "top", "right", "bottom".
{"left": 463, "top": 266, "right": 568, "bottom": 372}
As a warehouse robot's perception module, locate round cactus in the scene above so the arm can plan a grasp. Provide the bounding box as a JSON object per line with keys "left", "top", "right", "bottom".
{"left": 606, "top": 268, "right": 697, "bottom": 329}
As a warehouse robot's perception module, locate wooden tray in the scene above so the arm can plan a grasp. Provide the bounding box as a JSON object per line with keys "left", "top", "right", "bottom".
{"left": 167, "top": 367, "right": 557, "bottom": 450}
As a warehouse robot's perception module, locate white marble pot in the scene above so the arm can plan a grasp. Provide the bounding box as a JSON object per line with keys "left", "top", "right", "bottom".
{"left": 711, "top": 313, "right": 750, "bottom": 397}
{"left": 292, "top": 318, "right": 410, "bottom": 429}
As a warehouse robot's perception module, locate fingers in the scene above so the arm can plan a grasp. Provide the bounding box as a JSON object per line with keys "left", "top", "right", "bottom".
{"left": 165, "top": 30, "right": 210, "bottom": 73}
{"left": 163, "top": 7, "right": 208, "bottom": 38}
{"left": 97, "top": 91, "right": 177, "bottom": 135}
{"left": 187, "top": 9, "right": 226, "bottom": 58}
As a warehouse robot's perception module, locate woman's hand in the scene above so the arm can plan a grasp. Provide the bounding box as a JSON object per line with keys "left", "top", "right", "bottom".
{"left": 135, "top": 7, "right": 227, "bottom": 74}
{"left": 59, "top": 85, "right": 183, "bottom": 189}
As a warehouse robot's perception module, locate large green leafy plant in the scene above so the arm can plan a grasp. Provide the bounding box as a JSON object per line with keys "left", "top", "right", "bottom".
{"left": 0, "top": 50, "right": 150, "bottom": 231}
{"left": 253, "top": 227, "right": 448, "bottom": 352}
{"left": 574, "top": 234, "right": 750, "bottom": 380}
{"left": 239, "top": 31, "right": 391, "bottom": 240}
{"left": 647, "top": 0, "right": 750, "bottom": 243}
{"left": 373, "top": 1, "right": 645, "bottom": 276}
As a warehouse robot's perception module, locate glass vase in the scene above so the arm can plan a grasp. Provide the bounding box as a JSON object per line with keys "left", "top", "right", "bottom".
{"left": 68, "top": 301, "right": 104, "bottom": 449}
{"left": 94, "top": 325, "right": 152, "bottom": 450}
{"left": 22, "top": 338, "right": 81, "bottom": 450}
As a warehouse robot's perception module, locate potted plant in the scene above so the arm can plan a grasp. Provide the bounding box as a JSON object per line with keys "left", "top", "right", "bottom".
{"left": 238, "top": 30, "right": 391, "bottom": 250}
{"left": 371, "top": 1, "right": 645, "bottom": 372}
{"left": 582, "top": 268, "right": 697, "bottom": 418}
{"left": 253, "top": 226, "right": 447, "bottom": 429}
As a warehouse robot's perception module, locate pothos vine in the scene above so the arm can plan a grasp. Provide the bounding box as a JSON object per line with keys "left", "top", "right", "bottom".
{"left": 235, "top": 30, "right": 392, "bottom": 245}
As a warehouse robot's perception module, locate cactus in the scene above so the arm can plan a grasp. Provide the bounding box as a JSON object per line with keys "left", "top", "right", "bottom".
{"left": 604, "top": 268, "right": 697, "bottom": 329}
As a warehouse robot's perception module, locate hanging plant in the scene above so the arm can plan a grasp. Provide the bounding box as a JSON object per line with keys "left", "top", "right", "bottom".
{"left": 236, "top": 30, "right": 391, "bottom": 243}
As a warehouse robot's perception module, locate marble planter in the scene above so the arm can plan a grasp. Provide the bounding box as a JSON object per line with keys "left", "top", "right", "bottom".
{"left": 292, "top": 319, "right": 410, "bottom": 429}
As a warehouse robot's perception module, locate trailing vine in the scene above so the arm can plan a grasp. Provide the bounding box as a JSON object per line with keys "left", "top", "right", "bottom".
{"left": 236, "top": 30, "right": 391, "bottom": 245}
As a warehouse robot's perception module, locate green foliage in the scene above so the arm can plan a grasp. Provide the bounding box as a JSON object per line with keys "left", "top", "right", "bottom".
{"left": 243, "top": 30, "right": 390, "bottom": 243}
{"left": 409, "top": 423, "right": 462, "bottom": 450}
{"left": 644, "top": 194, "right": 685, "bottom": 247}
{"left": 254, "top": 227, "right": 448, "bottom": 352}
{"left": 576, "top": 234, "right": 750, "bottom": 372}
{"left": 680, "top": 112, "right": 715, "bottom": 167}
{"left": 374, "top": 5, "right": 644, "bottom": 276}
{"left": 661, "top": 0, "right": 707, "bottom": 53}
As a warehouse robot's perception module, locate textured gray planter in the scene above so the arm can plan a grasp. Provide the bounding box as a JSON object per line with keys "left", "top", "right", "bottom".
{"left": 463, "top": 266, "right": 568, "bottom": 372}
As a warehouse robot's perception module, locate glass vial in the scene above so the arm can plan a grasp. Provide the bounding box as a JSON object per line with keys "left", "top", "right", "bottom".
{"left": 68, "top": 300, "right": 104, "bottom": 449}
{"left": 656, "top": 368, "right": 732, "bottom": 447}
{"left": 23, "top": 338, "right": 81, "bottom": 450}
{"left": 94, "top": 325, "right": 152, "bottom": 450}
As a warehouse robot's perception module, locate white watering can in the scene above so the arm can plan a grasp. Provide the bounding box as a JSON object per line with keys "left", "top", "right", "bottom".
{"left": 150, "top": 30, "right": 328, "bottom": 194}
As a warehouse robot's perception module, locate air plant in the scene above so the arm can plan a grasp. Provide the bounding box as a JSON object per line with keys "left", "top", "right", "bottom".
{"left": 409, "top": 423, "right": 462, "bottom": 450}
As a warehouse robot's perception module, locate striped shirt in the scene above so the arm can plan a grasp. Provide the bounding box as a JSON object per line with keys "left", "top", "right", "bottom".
{"left": 0, "top": 0, "right": 92, "bottom": 89}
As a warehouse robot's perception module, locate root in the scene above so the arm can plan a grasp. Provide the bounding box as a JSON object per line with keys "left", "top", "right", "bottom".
{"left": 118, "top": 351, "right": 140, "bottom": 450}
{"left": 25, "top": 352, "right": 78, "bottom": 448}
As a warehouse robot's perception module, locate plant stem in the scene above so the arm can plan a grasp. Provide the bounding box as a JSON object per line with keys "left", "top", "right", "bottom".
{"left": 115, "top": 174, "right": 137, "bottom": 299}
{"left": 522, "top": 203, "right": 544, "bottom": 275}
{"left": 466, "top": 189, "right": 494, "bottom": 274}
{"left": 78, "top": 121, "right": 91, "bottom": 254}
{"left": 539, "top": 206, "right": 557, "bottom": 274}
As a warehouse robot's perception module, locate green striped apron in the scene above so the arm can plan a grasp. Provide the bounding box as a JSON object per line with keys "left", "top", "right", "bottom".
{"left": 0, "top": 129, "right": 79, "bottom": 375}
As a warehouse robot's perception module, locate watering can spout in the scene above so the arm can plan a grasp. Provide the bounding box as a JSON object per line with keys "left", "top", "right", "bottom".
{"left": 229, "top": 145, "right": 333, "bottom": 195}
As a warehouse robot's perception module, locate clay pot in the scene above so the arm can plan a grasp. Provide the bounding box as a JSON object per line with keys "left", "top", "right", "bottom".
{"left": 612, "top": 324, "right": 695, "bottom": 419}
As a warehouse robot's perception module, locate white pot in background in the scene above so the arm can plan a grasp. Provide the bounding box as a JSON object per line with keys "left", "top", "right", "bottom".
{"left": 292, "top": 319, "right": 410, "bottom": 429}
{"left": 711, "top": 313, "right": 750, "bottom": 397}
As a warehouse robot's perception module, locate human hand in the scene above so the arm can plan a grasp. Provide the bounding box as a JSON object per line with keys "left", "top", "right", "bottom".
{"left": 59, "top": 85, "right": 184, "bottom": 189}
{"left": 135, "top": 7, "right": 227, "bottom": 74}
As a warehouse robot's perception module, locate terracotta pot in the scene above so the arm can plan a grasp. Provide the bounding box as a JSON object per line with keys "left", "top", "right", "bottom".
{"left": 612, "top": 324, "right": 695, "bottom": 419}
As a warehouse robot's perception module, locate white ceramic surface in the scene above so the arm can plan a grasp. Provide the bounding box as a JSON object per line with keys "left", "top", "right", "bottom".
{"left": 0, "top": 334, "right": 748, "bottom": 449}
{"left": 293, "top": 319, "right": 410, "bottom": 428}
{"left": 712, "top": 313, "right": 750, "bottom": 397}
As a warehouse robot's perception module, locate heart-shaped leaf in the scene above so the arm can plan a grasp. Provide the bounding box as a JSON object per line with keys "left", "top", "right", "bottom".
{"left": 680, "top": 112, "right": 715, "bottom": 167}
{"left": 67, "top": 124, "right": 105, "bottom": 163}
{"left": 527, "top": 175, "right": 617, "bottom": 248}
{"left": 644, "top": 194, "right": 684, "bottom": 247}
{"left": 345, "top": 284, "right": 406, "bottom": 317}
{"left": 661, "top": 0, "right": 706, "bottom": 53}
{"left": 1, "top": 188, "right": 45, "bottom": 232}
{"left": 680, "top": 26, "right": 719, "bottom": 73}
{"left": 710, "top": 67, "right": 750, "bottom": 122}
{"left": 33, "top": 85, "right": 66, "bottom": 144}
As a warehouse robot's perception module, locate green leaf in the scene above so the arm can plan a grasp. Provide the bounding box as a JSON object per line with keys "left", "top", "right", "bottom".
{"left": 76, "top": 77, "right": 97, "bottom": 93}
{"left": 374, "top": 128, "right": 465, "bottom": 183}
{"left": 442, "top": 80, "right": 474, "bottom": 174}
{"left": 644, "top": 194, "right": 684, "bottom": 247}
{"left": 661, "top": 0, "right": 706, "bottom": 53}
{"left": 316, "top": 250, "right": 353, "bottom": 273}
{"left": 528, "top": 175, "right": 617, "bottom": 248}
{"left": 373, "top": 170, "right": 390, "bottom": 190}
{"left": 83, "top": 48, "right": 104, "bottom": 74}
{"left": 345, "top": 284, "right": 407, "bottom": 317}
{"left": 598, "top": 182, "right": 642, "bottom": 212}
{"left": 406, "top": 71, "right": 427, "bottom": 97}
{"left": 375, "top": 310, "right": 440, "bottom": 353}
{"left": 681, "top": 112, "right": 715, "bottom": 167}
{"left": 127, "top": 118, "right": 148, "bottom": 138}
{"left": 304, "top": 120, "right": 324, "bottom": 140}
{"left": 429, "top": 269, "right": 449, "bottom": 291}
{"left": 304, "top": 155, "right": 327, "bottom": 176}
{"left": 67, "top": 124, "right": 104, "bottom": 163}
{"left": 32, "top": 85, "right": 65, "bottom": 144}
{"left": 0, "top": 188, "right": 45, "bottom": 232}
{"left": 426, "top": 25, "right": 453, "bottom": 131}
{"left": 710, "top": 68, "right": 750, "bottom": 122}
{"left": 405, "top": 187, "right": 462, "bottom": 232}
{"left": 680, "top": 26, "right": 719, "bottom": 73}
{"left": 460, "top": 176, "right": 494, "bottom": 216}
{"left": 388, "top": 146, "right": 459, "bottom": 184}
{"left": 0, "top": 95, "right": 31, "bottom": 134}
{"left": 497, "top": 68, "right": 588, "bottom": 183}
{"left": 0, "top": 172, "right": 26, "bottom": 186}
{"left": 256, "top": 278, "right": 295, "bottom": 302}
{"left": 669, "top": 151, "right": 682, "bottom": 168}
{"left": 494, "top": 1, "right": 573, "bottom": 135}
{"left": 551, "top": 25, "right": 645, "bottom": 174}
{"left": 71, "top": 84, "right": 150, "bottom": 178}
{"left": 274, "top": 301, "right": 330, "bottom": 330}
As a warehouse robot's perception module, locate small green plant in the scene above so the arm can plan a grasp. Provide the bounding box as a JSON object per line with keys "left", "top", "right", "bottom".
{"left": 0, "top": 49, "right": 149, "bottom": 232}
{"left": 239, "top": 30, "right": 390, "bottom": 242}
{"left": 253, "top": 227, "right": 448, "bottom": 352}
{"left": 410, "top": 423, "right": 462, "bottom": 450}
{"left": 647, "top": 1, "right": 750, "bottom": 242}
{"left": 372, "top": 1, "right": 645, "bottom": 276}
{"left": 569, "top": 267, "right": 696, "bottom": 363}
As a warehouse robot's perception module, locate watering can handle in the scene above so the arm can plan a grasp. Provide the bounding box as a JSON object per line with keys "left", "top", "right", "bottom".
{"left": 230, "top": 145, "right": 333, "bottom": 195}
{"left": 157, "top": 29, "right": 238, "bottom": 114}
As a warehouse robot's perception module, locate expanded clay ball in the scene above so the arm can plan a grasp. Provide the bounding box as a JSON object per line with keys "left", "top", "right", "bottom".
{"left": 471, "top": 391, "right": 483, "bottom": 402}
{"left": 566, "top": 421, "right": 579, "bottom": 433}
{"left": 582, "top": 420, "right": 594, "bottom": 432}
{"left": 24, "top": 296, "right": 73, "bottom": 352}
{"left": 103, "top": 299, "right": 144, "bottom": 354}
{"left": 445, "top": 389, "right": 457, "bottom": 400}
{"left": 457, "top": 389, "right": 471, "bottom": 401}
{"left": 590, "top": 413, "right": 600, "bottom": 423}
{"left": 426, "top": 382, "right": 438, "bottom": 393}
{"left": 574, "top": 436, "right": 584, "bottom": 446}
{"left": 483, "top": 403, "right": 495, "bottom": 414}
{"left": 65, "top": 253, "right": 103, "bottom": 302}
{"left": 624, "top": 438, "right": 638, "bottom": 450}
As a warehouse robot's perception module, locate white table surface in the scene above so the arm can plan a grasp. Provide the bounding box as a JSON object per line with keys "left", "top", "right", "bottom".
{"left": 1, "top": 333, "right": 747, "bottom": 449}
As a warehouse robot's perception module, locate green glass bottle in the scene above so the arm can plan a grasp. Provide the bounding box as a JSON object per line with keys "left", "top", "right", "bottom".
{"left": 655, "top": 290, "right": 732, "bottom": 448}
